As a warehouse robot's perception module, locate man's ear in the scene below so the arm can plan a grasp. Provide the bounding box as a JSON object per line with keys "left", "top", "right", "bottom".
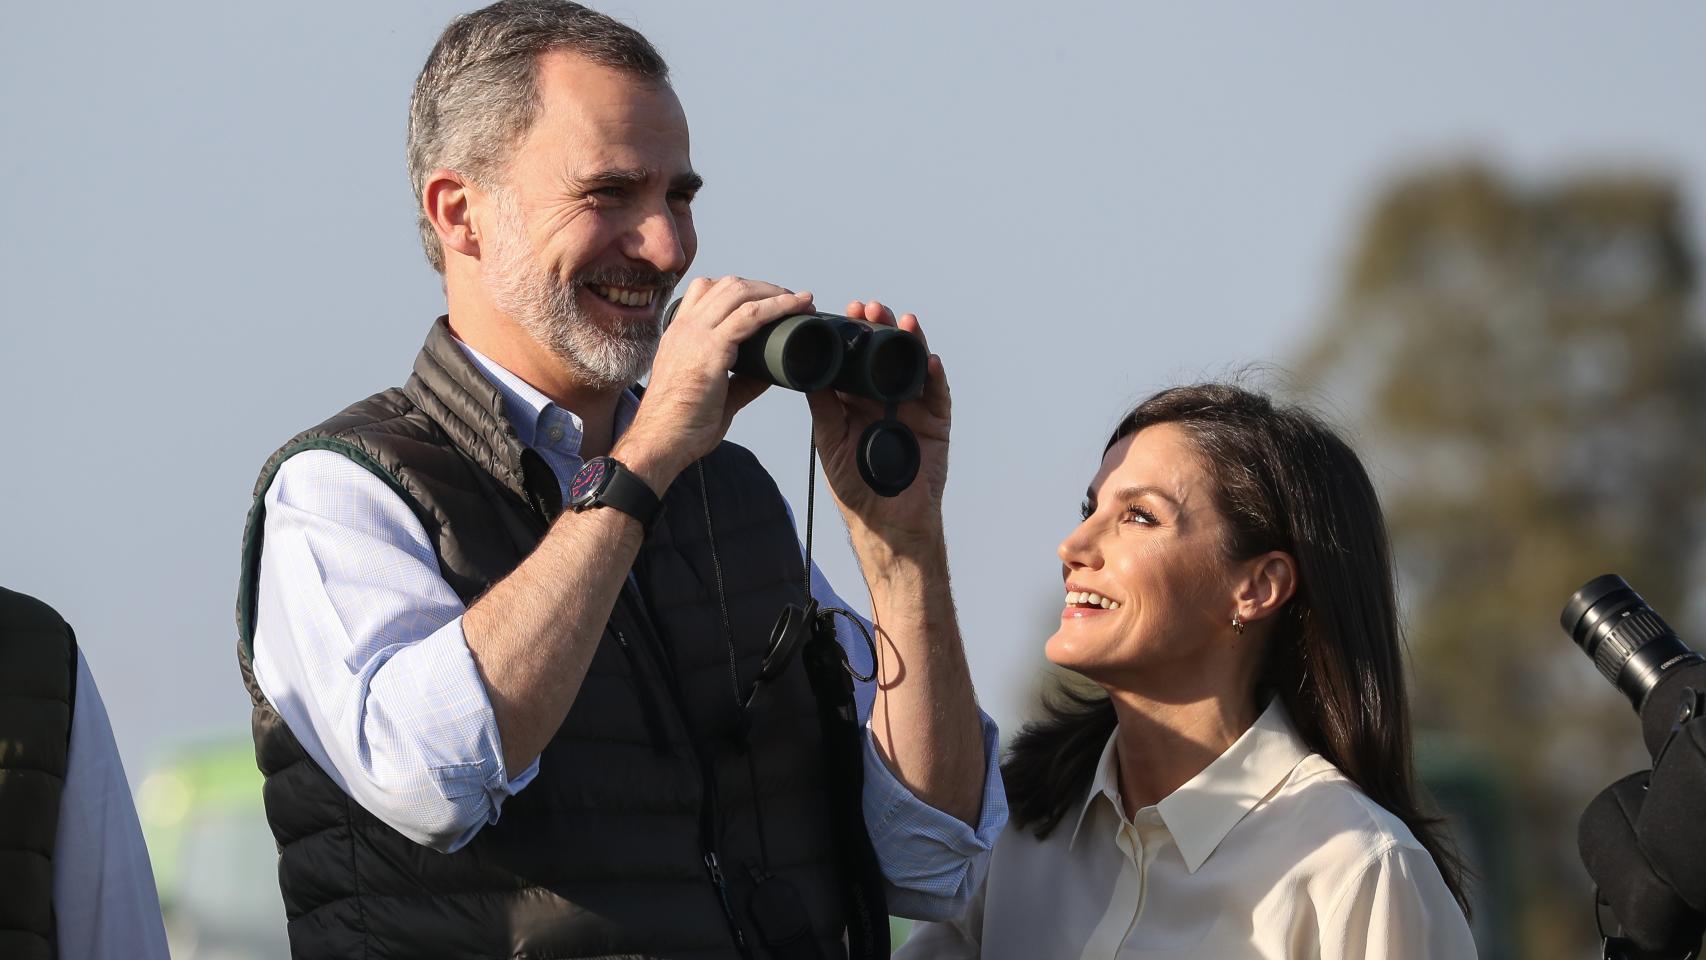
{"left": 423, "top": 168, "right": 482, "bottom": 262}
{"left": 1234, "top": 551, "right": 1297, "bottom": 625}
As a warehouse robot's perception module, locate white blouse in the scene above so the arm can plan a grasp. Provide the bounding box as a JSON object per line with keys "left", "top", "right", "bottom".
{"left": 898, "top": 701, "right": 1476, "bottom": 959}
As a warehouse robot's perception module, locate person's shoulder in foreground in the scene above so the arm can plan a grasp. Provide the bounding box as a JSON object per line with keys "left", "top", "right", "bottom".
{"left": 0, "top": 586, "right": 170, "bottom": 960}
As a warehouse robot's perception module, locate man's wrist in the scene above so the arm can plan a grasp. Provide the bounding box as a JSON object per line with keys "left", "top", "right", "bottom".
{"left": 850, "top": 524, "right": 949, "bottom": 587}
{"left": 608, "top": 435, "right": 683, "bottom": 498}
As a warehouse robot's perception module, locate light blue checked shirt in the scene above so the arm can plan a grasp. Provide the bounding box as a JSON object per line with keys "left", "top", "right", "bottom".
{"left": 250, "top": 337, "right": 1004, "bottom": 919}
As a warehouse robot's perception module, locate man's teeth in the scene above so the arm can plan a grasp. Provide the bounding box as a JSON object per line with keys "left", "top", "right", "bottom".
{"left": 1065, "top": 591, "right": 1119, "bottom": 610}
{"left": 592, "top": 285, "right": 657, "bottom": 308}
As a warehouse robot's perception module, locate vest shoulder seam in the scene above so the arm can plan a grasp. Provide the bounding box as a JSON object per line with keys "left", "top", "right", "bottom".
{"left": 236, "top": 436, "right": 427, "bottom": 659}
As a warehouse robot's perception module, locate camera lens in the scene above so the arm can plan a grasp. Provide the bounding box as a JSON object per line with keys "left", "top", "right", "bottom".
{"left": 1562, "top": 574, "right": 1698, "bottom": 711}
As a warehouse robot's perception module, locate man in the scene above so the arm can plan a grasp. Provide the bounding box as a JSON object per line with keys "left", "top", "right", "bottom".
{"left": 235, "top": 2, "right": 1002, "bottom": 957}
{"left": 0, "top": 587, "right": 170, "bottom": 959}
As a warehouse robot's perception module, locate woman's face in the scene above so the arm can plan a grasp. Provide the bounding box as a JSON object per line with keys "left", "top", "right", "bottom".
{"left": 1045, "top": 423, "right": 1245, "bottom": 687}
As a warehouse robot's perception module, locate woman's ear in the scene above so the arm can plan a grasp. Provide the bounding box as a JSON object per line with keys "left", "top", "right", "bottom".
{"left": 1234, "top": 551, "right": 1297, "bottom": 624}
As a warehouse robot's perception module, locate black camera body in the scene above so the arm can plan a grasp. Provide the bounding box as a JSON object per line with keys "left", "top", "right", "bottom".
{"left": 1564, "top": 575, "right": 1706, "bottom": 958}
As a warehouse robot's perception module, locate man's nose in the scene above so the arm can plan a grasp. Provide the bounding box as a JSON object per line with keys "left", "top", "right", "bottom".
{"left": 625, "top": 208, "right": 688, "bottom": 275}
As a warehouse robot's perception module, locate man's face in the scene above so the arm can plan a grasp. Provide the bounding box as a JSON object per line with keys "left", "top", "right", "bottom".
{"left": 480, "top": 50, "right": 699, "bottom": 389}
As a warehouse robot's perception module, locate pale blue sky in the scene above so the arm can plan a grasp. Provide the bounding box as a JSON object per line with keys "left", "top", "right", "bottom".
{"left": 3, "top": 1, "right": 1704, "bottom": 784}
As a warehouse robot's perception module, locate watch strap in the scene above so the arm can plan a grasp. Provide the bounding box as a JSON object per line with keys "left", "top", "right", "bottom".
{"left": 574, "top": 456, "right": 661, "bottom": 527}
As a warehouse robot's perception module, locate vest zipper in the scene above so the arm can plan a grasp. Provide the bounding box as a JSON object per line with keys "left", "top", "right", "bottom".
{"left": 704, "top": 851, "right": 747, "bottom": 952}
{"left": 615, "top": 581, "right": 754, "bottom": 958}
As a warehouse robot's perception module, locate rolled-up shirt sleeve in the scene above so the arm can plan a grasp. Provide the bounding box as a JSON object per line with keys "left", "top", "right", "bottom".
{"left": 251, "top": 449, "right": 538, "bottom": 853}
{"left": 807, "top": 557, "right": 1007, "bottom": 921}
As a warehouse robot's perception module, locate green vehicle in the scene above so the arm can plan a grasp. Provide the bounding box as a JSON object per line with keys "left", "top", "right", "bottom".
{"left": 136, "top": 740, "right": 288, "bottom": 960}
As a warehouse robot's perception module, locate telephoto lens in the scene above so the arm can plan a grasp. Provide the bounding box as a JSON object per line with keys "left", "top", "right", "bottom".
{"left": 661, "top": 300, "right": 843, "bottom": 392}
{"left": 1561, "top": 574, "right": 1705, "bottom": 712}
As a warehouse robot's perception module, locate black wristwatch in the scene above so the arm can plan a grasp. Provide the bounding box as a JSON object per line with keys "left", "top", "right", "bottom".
{"left": 566, "top": 456, "right": 662, "bottom": 528}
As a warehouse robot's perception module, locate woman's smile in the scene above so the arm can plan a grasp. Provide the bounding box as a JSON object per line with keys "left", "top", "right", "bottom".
{"left": 1061, "top": 584, "right": 1121, "bottom": 620}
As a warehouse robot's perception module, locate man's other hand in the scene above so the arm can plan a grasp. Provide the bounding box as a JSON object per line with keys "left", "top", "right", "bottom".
{"left": 616, "top": 276, "right": 811, "bottom": 492}
{"left": 807, "top": 299, "right": 951, "bottom": 555}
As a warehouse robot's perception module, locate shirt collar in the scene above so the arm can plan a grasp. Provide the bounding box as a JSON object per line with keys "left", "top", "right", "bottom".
{"left": 450, "top": 337, "right": 639, "bottom": 453}
{"left": 1068, "top": 699, "right": 1313, "bottom": 874}
{"left": 1067, "top": 730, "right": 1124, "bottom": 851}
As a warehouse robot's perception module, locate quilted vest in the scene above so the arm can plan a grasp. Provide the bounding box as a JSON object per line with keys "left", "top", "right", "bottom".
{"left": 0, "top": 587, "right": 77, "bottom": 960}
{"left": 236, "top": 318, "right": 848, "bottom": 959}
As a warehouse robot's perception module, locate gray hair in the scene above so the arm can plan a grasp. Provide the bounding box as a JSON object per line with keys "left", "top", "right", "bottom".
{"left": 407, "top": 0, "right": 670, "bottom": 273}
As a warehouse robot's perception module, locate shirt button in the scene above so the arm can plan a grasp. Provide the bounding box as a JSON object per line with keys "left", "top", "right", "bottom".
{"left": 547, "top": 426, "right": 566, "bottom": 442}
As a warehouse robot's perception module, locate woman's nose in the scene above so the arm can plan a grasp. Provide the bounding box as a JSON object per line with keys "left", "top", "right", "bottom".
{"left": 1057, "top": 520, "right": 1099, "bottom": 570}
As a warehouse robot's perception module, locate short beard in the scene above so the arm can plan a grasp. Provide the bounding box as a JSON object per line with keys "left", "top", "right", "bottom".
{"left": 481, "top": 190, "right": 675, "bottom": 391}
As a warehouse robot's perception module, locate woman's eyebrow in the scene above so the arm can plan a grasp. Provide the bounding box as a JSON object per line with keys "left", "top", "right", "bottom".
{"left": 1100, "top": 484, "right": 1182, "bottom": 507}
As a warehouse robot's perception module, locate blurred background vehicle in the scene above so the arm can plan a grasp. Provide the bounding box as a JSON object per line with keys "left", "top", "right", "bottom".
{"left": 137, "top": 742, "right": 289, "bottom": 960}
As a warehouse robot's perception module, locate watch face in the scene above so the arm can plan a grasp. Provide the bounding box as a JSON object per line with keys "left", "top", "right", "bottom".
{"left": 569, "top": 458, "right": 609, "bottom": 503}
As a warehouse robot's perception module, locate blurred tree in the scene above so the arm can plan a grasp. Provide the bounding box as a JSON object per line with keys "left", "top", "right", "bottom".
{"left": 1298, "top": 163, "right": 1706, "bottom": 959}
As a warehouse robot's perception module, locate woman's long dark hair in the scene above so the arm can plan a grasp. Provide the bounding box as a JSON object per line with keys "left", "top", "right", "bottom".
{"left": 1004, "top": 382, "right": 1470, "bottom": 914}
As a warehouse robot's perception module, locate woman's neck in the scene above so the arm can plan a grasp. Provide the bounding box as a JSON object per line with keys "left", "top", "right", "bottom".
{"left": 1105, "top": 690, "right": 1261, "bottom": 819}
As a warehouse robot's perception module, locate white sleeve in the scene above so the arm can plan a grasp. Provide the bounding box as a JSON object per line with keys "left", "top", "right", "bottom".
{"left": 250, "top": 449, "right": 538, "bottom": 852}
{"left": 1321, "top": 842, "right": 1477, "bottom": 960}
{"left": 892, "top": 868, "right": 987, "bottom": 960}
{"left": 53, "top": 650, "right": 171, "bottom": 960}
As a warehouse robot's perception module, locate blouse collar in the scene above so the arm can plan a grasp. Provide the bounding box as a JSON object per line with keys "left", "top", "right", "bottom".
{"left": 1068, "top": 698, "right": 1314, "bottom": 874}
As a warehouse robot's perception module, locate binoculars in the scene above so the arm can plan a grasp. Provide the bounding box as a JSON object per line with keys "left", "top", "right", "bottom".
{"left": 662, "top": 300, "right": 929, "bottom": 405}
{"left": 661, "top": 298, "right": 928, "bottom": 496}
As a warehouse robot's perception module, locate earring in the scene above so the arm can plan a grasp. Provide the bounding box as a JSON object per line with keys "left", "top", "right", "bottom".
{"left": 1231, "top": 613, "right": 1245, "bottom": 635}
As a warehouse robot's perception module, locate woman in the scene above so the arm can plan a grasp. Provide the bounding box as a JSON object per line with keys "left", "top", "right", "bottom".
{"left": 901, "top": 383, "right": 1474, "bottom": 958}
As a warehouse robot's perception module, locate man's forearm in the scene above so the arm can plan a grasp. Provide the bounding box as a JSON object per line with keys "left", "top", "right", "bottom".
{"left": 460, "top": 279, "right": 839, "bottom": 778}
{"left": 463, "top": 441, "right": 681, "bottom": 775}
{"left": 462, "top": 503, "right": 645, "bottom": 775}
{"left": 858, "top": 532, "right": 985, "bottom": 825}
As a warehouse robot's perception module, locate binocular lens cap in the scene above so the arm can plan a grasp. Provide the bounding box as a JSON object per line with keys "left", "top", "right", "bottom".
{"left": 856, "top": 420, "right": 920, "bottom": 498}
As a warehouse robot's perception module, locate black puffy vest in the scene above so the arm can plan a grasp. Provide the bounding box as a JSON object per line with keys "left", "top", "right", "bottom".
{"left": 0, "top": 587, "right": 77, "bottom": 960}
{"left": 236, "top": 318, "right": 849, "bottom": 959}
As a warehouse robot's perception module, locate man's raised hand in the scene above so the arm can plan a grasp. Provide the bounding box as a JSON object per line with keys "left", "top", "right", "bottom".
{"left": 616, "top": 276, "right": 812, "bottom": 492}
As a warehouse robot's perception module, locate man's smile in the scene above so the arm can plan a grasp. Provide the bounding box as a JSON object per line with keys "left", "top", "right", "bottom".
{"left": 587, "top": 283, "right": 660, "bottom": 309}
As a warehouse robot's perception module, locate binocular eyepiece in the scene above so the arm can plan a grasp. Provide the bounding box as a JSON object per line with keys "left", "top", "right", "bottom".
{"left": 661, "top": 299, "right": 929, "bottom": 405}
{"left": 660, "top": 297, "right": 927, "bottom": 496}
